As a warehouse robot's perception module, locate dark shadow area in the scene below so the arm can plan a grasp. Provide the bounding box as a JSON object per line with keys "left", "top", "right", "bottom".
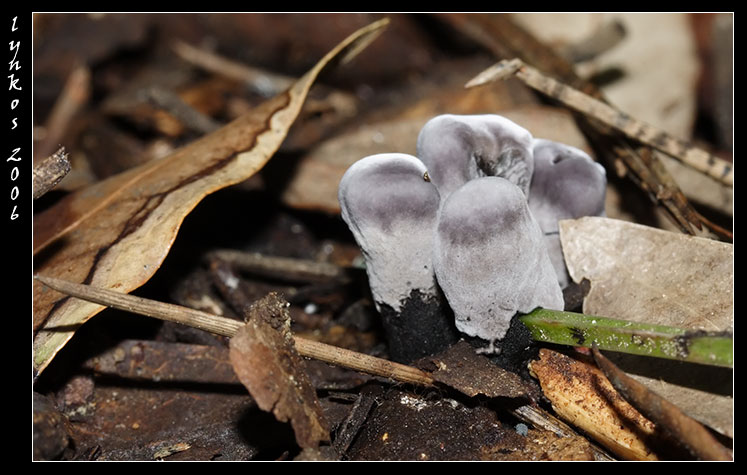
{"left": 236, "top": 405, "right": 300, "bottom": 460}
{"left": 605, "top": 352, "right": 732, "bottom": 397}
{"left": 33, "top": 308, "right": 163, "bottom": 393}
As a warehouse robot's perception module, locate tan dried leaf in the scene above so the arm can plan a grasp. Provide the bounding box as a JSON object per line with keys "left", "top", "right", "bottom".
{"left": 560, "top": 217, "right": 733, "bottom": 331}
{"left": 229, "top": 293, "right": 330, "bottom": 449}
{"left": 529, "top": 349, "right": 658, "bottom": 461}
{"left": 32, "top": 19, "right": 390, "bottom": 375}
{"left": 559, "top": 217, "right": 733, "bottom": 437}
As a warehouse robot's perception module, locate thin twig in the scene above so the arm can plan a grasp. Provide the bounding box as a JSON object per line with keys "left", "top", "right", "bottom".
{"left": 32, "top": 147, "right": 70, "bottom": 199}
{"left": 172, "top": 40, "right": 294, "bottom": 97}
{"left": 466, "top": 58, "right": 733, "bottom": 188}
{"left": 34, "top": 65, "right": 90, "bottom": 165}
{"left": 33, "top": 274, "right": 434, "bottom": 387}
{"left": 142, "top": 86, "right": 221, "bottom": 134}
{"left": 592, "top": 346, "right": 732, "bottom": 461}
{"left": 439, "top": 14, "right": 707, "bottom": 235}
{"left": 207, "top": 250, "right": 353, "bottom": 283}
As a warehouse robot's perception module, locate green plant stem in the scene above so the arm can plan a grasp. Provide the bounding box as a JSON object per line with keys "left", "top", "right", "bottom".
{"left": 520, "top": 308, "right": 732, "bottom": 368}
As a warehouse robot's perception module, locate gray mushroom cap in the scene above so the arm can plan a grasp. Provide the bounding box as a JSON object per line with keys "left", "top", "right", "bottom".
{"left": 434, "top": 177, "right": 564, "bottom": 350}
{"left": 528, "top": 139, "right": 607, "bottom": 288}
{"left": 338, "top": 153, "right": 441, "bottom": 312}
{"left": 416, "top": 114, "right": 535, "bottom": 201}
{"left": 528, "top": 139, "right": 607, "bottom": 232}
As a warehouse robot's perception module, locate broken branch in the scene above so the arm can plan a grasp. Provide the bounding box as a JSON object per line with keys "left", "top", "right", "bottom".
{"left": 32, "top": 147, "right": 71, "bottom": 199}
{"left": 34, "top": 274, "right": 434, "bottom": 387}
{"left": 592, "top": 346, "right": 732, "bottom": 461}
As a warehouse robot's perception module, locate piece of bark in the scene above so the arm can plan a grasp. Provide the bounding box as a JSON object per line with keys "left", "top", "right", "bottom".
{"left": 229, "top": 293, "right": 330, "bottom": 449}
{"left": 419, "top": 341, "right": 532, "bottom": 400}
{"left": 33, "top": 147, "right": 71, "bottom": 199}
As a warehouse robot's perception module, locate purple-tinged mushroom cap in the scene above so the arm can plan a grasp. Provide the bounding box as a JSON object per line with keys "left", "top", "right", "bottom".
{"left": 528, "top": 139, "right": 607, "bottom": 288}
{"left": 416, "top": 114, "right": 535, "bottom": 201}
{"left": 434, "top": 177, "right": 564, "bottom": 352}
{"left": 338, "top": 153, "right": 458, "bottom": 362}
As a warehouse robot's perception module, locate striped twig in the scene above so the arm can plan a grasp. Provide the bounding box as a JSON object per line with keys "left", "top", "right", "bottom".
{"left": 467, "top": 59, "right": 733, "bottom": 187}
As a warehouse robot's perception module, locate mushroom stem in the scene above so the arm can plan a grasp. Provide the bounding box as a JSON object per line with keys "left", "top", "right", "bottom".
{"left": 434, "top": 177, "right": 563, "bottom": 351}
{"left": 338, "top": 154, "right": 459, "bottom": 362}
{"left": 528, "top": 139, "right": 607, "bottom": 288}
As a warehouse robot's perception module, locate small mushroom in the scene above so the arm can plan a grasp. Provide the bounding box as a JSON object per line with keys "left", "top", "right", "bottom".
{"left": 528, "top": 139, "right": 607, "bottom": 288}
{"left": 416, "top": 114, "right": 535, "bottom": 201}
{"left": 338, "top": 153, "right": 459, "bottom": 362}
{"left": 434, "top": 176, "right": 564, "bottom": 352}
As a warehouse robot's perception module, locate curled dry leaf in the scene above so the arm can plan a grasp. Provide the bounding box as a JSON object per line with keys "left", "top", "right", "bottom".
{"left": 32, "top": 19, "right": 390, "bottom": 375}
{"left": 229, "top": 293, "right": 330, "bottom": 449}
{"left": 529, "top": 349, "right": 658, "bottom": 461}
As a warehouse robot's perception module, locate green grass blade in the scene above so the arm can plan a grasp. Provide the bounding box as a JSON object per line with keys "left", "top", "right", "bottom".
{"left": 520, "top": 308, "right": 733, "bottom": 368}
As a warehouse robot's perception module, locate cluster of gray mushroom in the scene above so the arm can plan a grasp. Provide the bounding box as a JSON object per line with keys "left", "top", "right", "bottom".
{"left": 338, "top": 114, "right": 607, "bottom": 362}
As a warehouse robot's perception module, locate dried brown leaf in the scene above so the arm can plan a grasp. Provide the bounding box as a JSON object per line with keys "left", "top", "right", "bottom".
{"left": 560, "top": 217, "right": 733, "bottom": 331}
{"left": 559, "top": 217, "right": 733, "bottom": 437}
{"left": 229, "top": 293, "right": 330, "bottom": 449}
{"left": 32, "top": 19, "right": 390, "bottom": 375}
{"left": 529, "top": 349, "right": 659, "bottom": 460}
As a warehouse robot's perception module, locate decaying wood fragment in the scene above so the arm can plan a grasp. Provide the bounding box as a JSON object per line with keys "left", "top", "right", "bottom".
{"left": 420, "top": 341, "right": 532, "bottom": 399}
{"left": 529, "top": 348, "right": 659, "bottom": 460}
{"left": 33, "top": 147, "right": 71, "bottom": 199}
{"left": 229, "top": 293, "right": 331, "bottom": 449}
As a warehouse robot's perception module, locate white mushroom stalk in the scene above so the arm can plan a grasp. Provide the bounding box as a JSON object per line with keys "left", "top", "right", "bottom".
{"left": 528, "top": 139, "right": 607, "bottom": 288}
{"left": 338, "top": 153, "right": 458, "bottom": 362}
{"left": 434, "top": 177, "right": 564, "bottom": 353}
